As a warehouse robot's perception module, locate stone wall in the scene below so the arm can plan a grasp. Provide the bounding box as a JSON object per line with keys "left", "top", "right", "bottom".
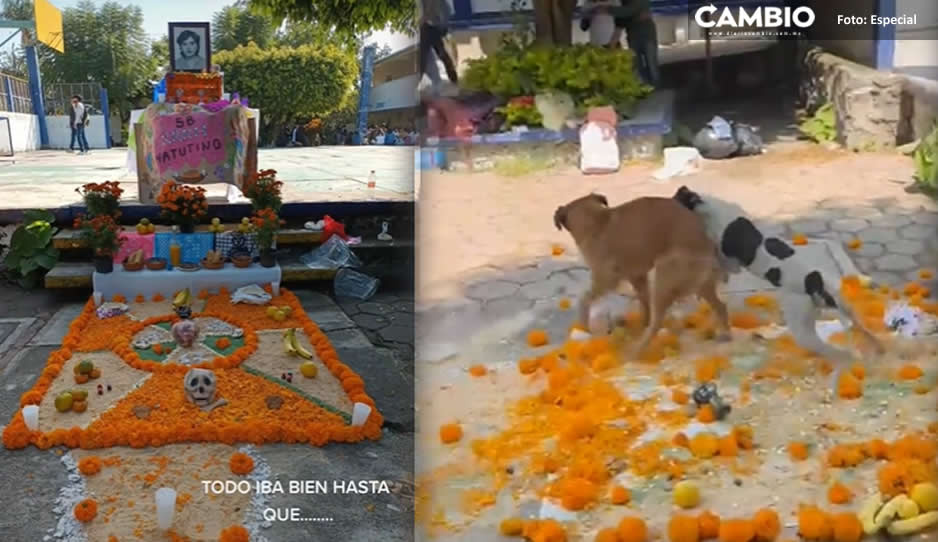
{"left": 800, "top": 47, "right": 905, "bottom": 151}
{"left": 800, "top": 46, "right": 938, "bottom": 149}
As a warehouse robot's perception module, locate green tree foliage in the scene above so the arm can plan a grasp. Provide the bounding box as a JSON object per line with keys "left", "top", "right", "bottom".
{"left": 247, "top": 0, "right": 415, "bottom": 35}
{"left": 37, "top": 1, "right": 159, "bottom": 117}
{"left": 275, "top": 18, "right": 361, "bottom": 53}
{"left": 214, "top": 42, "right": 357, "bottom": 143}
{"left": 213, "top": 1, "right": 277, "bottom": 52}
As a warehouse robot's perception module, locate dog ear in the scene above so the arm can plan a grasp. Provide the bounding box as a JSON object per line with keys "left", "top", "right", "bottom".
{"left": 674, "top": 186, "right": 702, "bottom": 209}
{"left": 553, "top": 206, "right": 567, "bottom": 231}
{"left": 592, "top": 193, "right": 608, "bottom": 206}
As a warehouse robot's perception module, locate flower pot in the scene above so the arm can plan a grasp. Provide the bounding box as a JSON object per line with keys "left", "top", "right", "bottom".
{"left": 179, "top": 223, "right": 195, "bottom": 234}
{"left": 259, "top": 249, "right": 276, "bottom": 268}
{"left": 94, "top": 256, "right": 114, "bottom": 273}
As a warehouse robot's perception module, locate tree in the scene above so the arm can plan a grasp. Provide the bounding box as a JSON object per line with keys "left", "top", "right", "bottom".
{"left": 248, "top": 0, "right": 415, "bottom": 35}
{"left": 37, "top": 1, "right": 159, "bottom": 118}
{"left": 214, "top": 42, "right": 357, "bottom": 144}
{"left": 212, "top": 1, "right": 276, "bottom": 52}
{"left": 150, "top": 35, "right": 169, "bottom": 73}
{"left": 275, "top": 18, "right": 361, "bottom": 54}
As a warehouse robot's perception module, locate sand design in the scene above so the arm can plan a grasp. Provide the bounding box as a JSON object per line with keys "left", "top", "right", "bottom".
{"left": 131, "top": 325, "right": 174, "bottom": 349}
{"left": 165, "top": 344, "right": 219, "bottom": 366}
{"left": 193, "top": 317, "right": 244, "bottom": 338}
{"left": 39, "top": 351, "right": 150, "bottom": 431}
{"left": 73, "top": 444, "right": 256, "bottom": 541}
{"left": 246, "top": 329, "right": 354, "bottom": 415}
{"left": 127, "top": 299, "right": 208, "bottom": 321}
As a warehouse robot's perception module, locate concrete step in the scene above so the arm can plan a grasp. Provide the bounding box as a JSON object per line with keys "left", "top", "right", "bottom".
{"left": 44, "top": 259, "right": 344, "bottom": 289}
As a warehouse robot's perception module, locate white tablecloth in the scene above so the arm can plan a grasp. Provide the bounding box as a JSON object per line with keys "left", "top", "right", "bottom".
{"left": 93, "top": 263, "right": 282, "bottom": 300}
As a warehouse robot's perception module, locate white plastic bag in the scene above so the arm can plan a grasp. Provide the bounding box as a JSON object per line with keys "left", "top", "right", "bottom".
{"left": 579, "top": 121, "right": 620, "bottom": 174}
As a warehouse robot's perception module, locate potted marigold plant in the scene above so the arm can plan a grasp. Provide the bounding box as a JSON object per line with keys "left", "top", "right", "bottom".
{"left": 251, "top": 208, "right": 283, "bottom": 268}
{"left": 243, "top": 169, "right": 283, "bottom": 212}
{"left": 156, "top": 181, "right": 207, "bottom": 233}
{"left": 75, "top": 181, "right": 123, "bottom": 218}
{"left": 74, "top": 214, "right": 123, "bottom": 273}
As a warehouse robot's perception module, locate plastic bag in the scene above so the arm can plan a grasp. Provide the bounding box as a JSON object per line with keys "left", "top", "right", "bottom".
{"left": 694, "top": 116, "right": 737, "bottom": 159}
{"left": 733, "top": 123, "right": 763, "bottom": 156}
{"left": 300, "top": 235, "right": 362, "bottom": 270}
{"left": 334, "top": 268, "right": 380, "bottom": 300}
{"left": 579, "top": 121, "right": 620, "bottom": 174}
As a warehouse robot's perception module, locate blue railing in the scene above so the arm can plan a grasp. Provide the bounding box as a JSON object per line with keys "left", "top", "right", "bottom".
{"left": 0, "top": 72, "right": 33, "bottom": 114}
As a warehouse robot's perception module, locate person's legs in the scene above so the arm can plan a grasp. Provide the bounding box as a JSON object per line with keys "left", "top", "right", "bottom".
{"left": 77, "top": 125, "right": 89, "bottom": 153}
{"left": 429, "top": 27, "right": 459, "bottom": 83}
{"left": 69, "top": 127, "right": 77, "bottom": 151}
{"left": 418, "top": 22, "right": 435, "bottom": 79}
{"left": 626, "top": 19, "right": 660, "bottom": 87}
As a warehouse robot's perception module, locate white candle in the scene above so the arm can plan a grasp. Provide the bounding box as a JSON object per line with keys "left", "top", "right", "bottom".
{"left": 351, "top": 402, "right": 372, "bottom": 427}
{"left": 154, "top": 487, "right": 177, "bottom": 530}
{"left": 22, "top": 405, "right": 39, "bottom": 431}
{"left": 272, "top": 281, "right": 280, "bottom": 296}
{"left": 93, "top": 291, "right": 103, "bottom": 306}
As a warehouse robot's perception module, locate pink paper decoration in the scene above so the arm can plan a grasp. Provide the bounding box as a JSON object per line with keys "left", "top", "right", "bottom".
{"left": 113, "top": 232, "right": 155, "bottom": 263}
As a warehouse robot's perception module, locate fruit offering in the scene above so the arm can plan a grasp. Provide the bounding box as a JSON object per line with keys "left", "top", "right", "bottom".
{"left": 237, "top": 217, "right": 252, "bottom": 233}
{"left": 125, "top": 249, "right": 146, "bottom": 266}
{"left": 54, "top": 392, "right": 74, "bottom": 412}
{"left": 73, "top": 360, "right": 99, "bottom": 383}
{"left": 135, "top": 218, "right": 156, "bottom": 234}
{"left": 300, "top": 361, "right": 318, "bottom": 378}
{"left": 283, "top": 328, "right": 313, "bottom": 359}
{"left": 209, "top": 217, "right": 224, "bottom": 233}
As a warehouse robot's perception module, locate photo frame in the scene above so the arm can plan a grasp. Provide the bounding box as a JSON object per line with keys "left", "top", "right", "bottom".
{"left": 168, "top": 22, "right": 211, "bottom": 73}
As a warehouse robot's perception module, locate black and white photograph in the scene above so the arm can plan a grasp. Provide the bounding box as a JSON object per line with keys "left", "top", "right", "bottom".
{"left": 168, "top": 21, "right": 211, "bottom": 72}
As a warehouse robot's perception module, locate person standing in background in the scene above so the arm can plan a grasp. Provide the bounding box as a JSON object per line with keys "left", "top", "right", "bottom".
{"left": 69, "top": 95, "right": 90, "bottom": 155}
{"left": 419, "top": 0, "right": 459, "bottom": 84}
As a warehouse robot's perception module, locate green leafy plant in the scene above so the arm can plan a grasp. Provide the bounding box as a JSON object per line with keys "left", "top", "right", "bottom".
{"left": 913, "top": 121, "right": 938, "bottom": 196}
{"left": 462, "top": 44, "right": 651, "bottom": 115}
{"left": 496, "top": 96, "right": 544, "bottom": 128}
{"left": 799, "top": 102, "right": 836, "bottom": 143}
{"left": 3, "top": 209, "right": 59, "bottom": 289}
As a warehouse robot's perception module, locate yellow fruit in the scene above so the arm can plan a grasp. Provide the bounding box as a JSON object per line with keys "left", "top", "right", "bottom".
{"left": 54, "top": 392, "right": 74, "bottom": 413}
{"left": 71, "top": 400, "right": 87, "bottom": 413}
{"left": 673, "top": 481, "right": 700, "bottom": 509}
{"left": 140, "top": 218, "right": 150, "bottom": 225}
{"left": 241, "top": 217, "right": 250, "bottom": 224}
{"left": 70, "top": 390, "right": 88, "bottom": 401}
{"left": 90, "top": 368, "right": 101, "bottom": 379}
{"left": 147, "top": 224, "right": 156, "bottom": 233}
{"left": 266, "top": 306, "right": 278, "bottom": 317}
{"left": 280, "top": 306, "right": 292, "bottom": 316}
{"left": 300, "top": 362, "right": 318, "bottom": 378}
{"left": 136, "top": 225, "right": 146, "bottom": 234}
{"left": 212, "top": 217, "right": 221, "bottom": 225}
{"left": 910, "top": 483, "right": 938, "bottom": 512}
{"left": 898, "top": 497, "right": 920, "bottom": 519}
{"left": 77, "top": 360, "right": 94, "bottom": 375}
{"left": 273, "top": 310, "right": 286, "bottom": 322}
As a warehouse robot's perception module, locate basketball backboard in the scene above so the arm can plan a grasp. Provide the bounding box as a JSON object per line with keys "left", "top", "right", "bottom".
{"left": 34, "top": 0, "right": 63, "bottom": 53}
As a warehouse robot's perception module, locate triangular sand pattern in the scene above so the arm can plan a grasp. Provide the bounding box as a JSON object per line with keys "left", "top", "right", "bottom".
{"left": 130, "top": 325, "right": 174, "bottom": 349}
{"left": 39, "top": 351, "right": 151, "bottom": 431}
{"left": 192, "top": 316, "right": 244, "bottom": 337}
{"left": 164, "top": 344, "right": 218, "bottom": 366}
{"left": 245, "top": 330, "right": 354, "bottom": 416}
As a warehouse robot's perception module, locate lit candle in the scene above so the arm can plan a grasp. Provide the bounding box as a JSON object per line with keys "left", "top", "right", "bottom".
{"left": 154, "top": 487, "right": 177, "bottom": 530}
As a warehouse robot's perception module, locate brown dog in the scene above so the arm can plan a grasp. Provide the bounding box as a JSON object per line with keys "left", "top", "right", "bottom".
{"left": 554, "top": 193, "right": 731, "bottom": 357}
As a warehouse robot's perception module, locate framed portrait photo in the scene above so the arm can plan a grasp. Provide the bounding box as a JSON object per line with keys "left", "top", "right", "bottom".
{"left": 168, "top": 22, "right": 211, "bottom": 73}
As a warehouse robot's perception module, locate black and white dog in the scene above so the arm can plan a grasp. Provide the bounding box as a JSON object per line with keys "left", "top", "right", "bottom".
{"left": 673, "top": 186, "right": 885, "bottom": 366}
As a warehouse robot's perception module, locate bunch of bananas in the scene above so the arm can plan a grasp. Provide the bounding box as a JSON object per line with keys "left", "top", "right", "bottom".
{"left": 282, "top": 328, "right": 313, "bottom": 359}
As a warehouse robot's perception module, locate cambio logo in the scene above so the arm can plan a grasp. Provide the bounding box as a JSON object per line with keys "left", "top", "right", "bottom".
{"left": 695, "top": 4, "right": 815, "bottom": 29}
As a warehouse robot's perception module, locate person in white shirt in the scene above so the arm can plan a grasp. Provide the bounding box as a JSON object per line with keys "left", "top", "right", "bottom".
{"left": 69, "top": 95, "right": 89, "bottom": 154}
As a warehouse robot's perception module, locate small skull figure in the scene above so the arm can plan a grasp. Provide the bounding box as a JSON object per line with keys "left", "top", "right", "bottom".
{"left": 692, "top": 381, "right": 731, "bottom": 420}
{"left": 183, "top": 368, "right": 227, "bottom": 411}
{"left": 175, "top": 305, "right": 192, "bottom": 320}
{"left": 171, "top": 319, "right": 200, "bottom": 348}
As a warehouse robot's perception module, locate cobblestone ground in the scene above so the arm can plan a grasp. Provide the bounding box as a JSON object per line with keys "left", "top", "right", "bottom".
{"left": 338, "top": 291, "right": 415, "bottom": 378}
{"left": 414, "top": 143, "right": 938, "bottom": 541}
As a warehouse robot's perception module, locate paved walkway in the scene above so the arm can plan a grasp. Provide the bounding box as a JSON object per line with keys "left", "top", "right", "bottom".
{"left": 414, "top": 142, "right": 937, "bottom": 540}
{"left": 0, "top": 146, "right": 415, "bottom": 209}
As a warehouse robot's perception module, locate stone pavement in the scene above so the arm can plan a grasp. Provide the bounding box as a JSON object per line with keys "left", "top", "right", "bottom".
{"left": 0, "top": 287, "right": 415, "bottom": 541}
{"left": 0, "top": 146, "right": 414, "bottom": 210}
{"left": 337, "top": 291, "right": 415, "bottom": 380}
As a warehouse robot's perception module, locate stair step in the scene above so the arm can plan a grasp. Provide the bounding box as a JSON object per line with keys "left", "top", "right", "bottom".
{"left": 44, "top": 260, "right": 347, "bottom": 289}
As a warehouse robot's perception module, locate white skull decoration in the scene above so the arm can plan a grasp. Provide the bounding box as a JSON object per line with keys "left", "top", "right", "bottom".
{"left": 184, "top": 368, "right": 217, "bottom": 407}
{"left": 172, "top": 319, "right": 200, "bottom": 348}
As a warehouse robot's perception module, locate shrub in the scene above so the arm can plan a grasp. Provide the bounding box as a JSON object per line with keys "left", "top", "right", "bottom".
{"left": 3, "top": 209, "right": 59, "bottom": 288}
{"left": 799, "top": 102, "right": 836, "bottom": 142}
{"left": 913, "top": 121, "right": 938, "bottom": 196}
{"left": 462, "top": 43, "right": 651, "bottom": 115}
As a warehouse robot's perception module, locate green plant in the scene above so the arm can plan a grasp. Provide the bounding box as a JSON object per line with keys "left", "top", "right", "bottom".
{"left": 913, "top": 121, "right": 938, "bottom": 196}
{"left": 462, "top": 44, "right": 651, "bottom": 115}
{"left": 243, "top": 169, "right": 284, "bottom": 212}
{"left": 799, "top": 102, "right": 836, "bottom": 142}
{"left": 497, "top": 97, "right": 544, "bottom": 128}
{"left": 75, "top": 181, "right": 123, "bottom": 218}
{"left": 74, "top": 214, "right": 123, "bottom": 257}
{"left": 3, "top": 209, "right": 59, "bottom": 289}
{"left": 214, "top": 42, "right": 358, "bottom": 144}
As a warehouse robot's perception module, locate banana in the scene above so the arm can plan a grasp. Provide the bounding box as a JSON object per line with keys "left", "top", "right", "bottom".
{"left": 172, "top": 288, "right": 190, "bottom": 307}
{"left": 859, "top": 492, "right": 884, "bottom": 534}
{"left": 289, "top": 329, "right": 314, "bottom": 360}
{"left": 886, "top": 511, "right": 938, "bottom": 536}
{"left": 283, "top": 328, "right": 298, "bottom": 356}
{"left": 875, "top": 494, "right": 911, "bottom": 529}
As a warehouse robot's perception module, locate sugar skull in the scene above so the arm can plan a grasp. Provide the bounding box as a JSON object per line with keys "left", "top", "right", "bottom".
{"left": 172, "top": 319, "right": 200, "bottom": 347}
{"left": 184, "top": 368, "right": 217, "bottom": 407}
